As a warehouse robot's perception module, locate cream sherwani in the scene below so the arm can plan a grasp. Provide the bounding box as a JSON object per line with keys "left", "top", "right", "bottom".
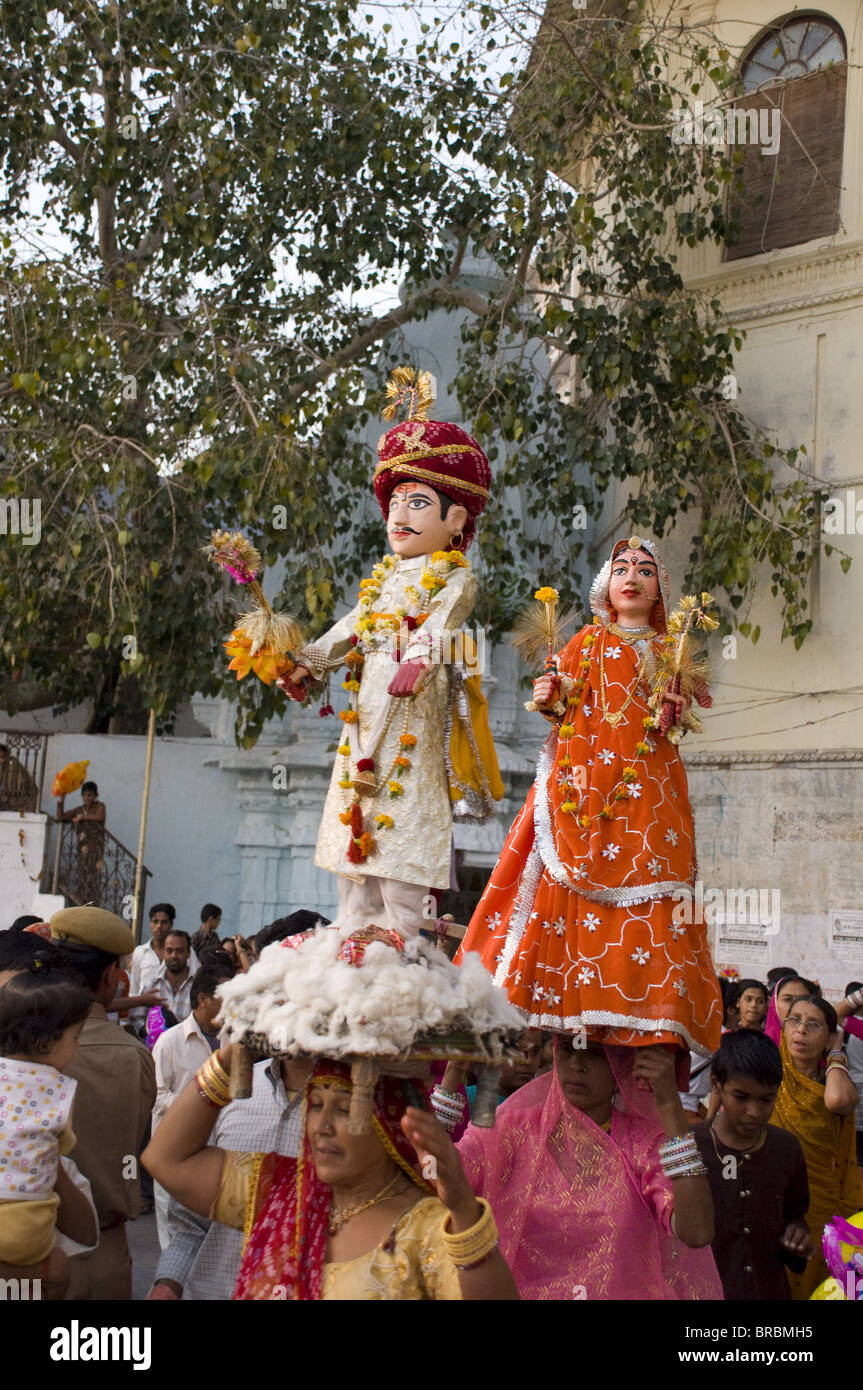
{"left": 299, "top": 555, "right": 478, "bottom": 931}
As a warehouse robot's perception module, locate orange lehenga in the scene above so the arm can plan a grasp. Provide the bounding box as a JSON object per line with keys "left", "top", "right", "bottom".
{"left": 459, "top": 557, "right": 722, "bottom": 1055}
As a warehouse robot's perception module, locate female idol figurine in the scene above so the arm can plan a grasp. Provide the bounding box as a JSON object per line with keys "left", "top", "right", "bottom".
{"left": 457, "top": 536, "right": 722, "bottom": 1058}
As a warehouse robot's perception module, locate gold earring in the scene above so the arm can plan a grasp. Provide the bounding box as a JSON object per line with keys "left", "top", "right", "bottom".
{"left": 451, "top": 530, "right": 464, "bottom": 548}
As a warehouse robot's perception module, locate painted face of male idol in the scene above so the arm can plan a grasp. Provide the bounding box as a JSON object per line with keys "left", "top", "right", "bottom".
{"left": 386, "top": 481, "right": 467, "bottom": 559}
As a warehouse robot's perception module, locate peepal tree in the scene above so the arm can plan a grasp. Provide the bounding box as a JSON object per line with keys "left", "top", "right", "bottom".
{"left": 0, "top": 1, "right": 835, "bottom": 740}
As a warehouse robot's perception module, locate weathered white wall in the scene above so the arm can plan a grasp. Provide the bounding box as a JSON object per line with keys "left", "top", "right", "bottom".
{"left": 35, "top": 733, "right": 243, "bottom": 939}
{"left": 0, "top": 812, "right": 48, "bottom": 924}
{"left": 685, "top": 751, "right": 863, "bottom": 999}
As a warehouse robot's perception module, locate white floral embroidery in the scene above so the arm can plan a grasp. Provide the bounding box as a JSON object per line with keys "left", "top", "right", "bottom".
{"left": 577, "top": 965, "right": 595, "bottom": 985}
{"left": 647, "top": 857, "right": 662, "bottom": 877}
{"left": 631, "top": 947, "right": 650, "bottom": 965}
{"left": 546, "top": 989, "right": 561, "bottom": 1007}
{"left": 606, "top": 645, "right": 622, "bottom": 659}
{"left": 582, "top": 704, "right": 592, "bottom": 718}
{"left": 674, "top": 978, "right": 687, "bottom": 997}
{"left": 514, "top": 969, "right": 522, "bottom": 986}
{"left": 532, "top": 982, "right": 546, "bottom": 1001}
{"left": 486, "top": 911, "right": 502, "bottom": 930}
{"left": 669, "top": 922, "right": 686, "bottom": 940}
{"left": 573, "top": 863, "right": 588, "bottom": 881}
{"left": 629, "top": 782, "right": 642, "bottom": 798}
{"left": 665, "top": 828, "right": 679, "bottom": 846}
{"left": 601, "top": 844, "right": 620, "bottom": 861}
{"left": 582, "top": 912, "right": 601, "bottom": 932}
{"left": 598, "top": 748, "right": 615, "bottom": 766}
{"left": 552, "top": 916, "right": 567, "bottom": 937}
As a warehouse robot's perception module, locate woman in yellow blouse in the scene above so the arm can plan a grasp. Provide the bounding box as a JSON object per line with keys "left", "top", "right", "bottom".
{"left": 772, "top": 995, "right": 862, "bottom": 1299}
{"left": 144, "top": 1045, "right": 518, "bottom": 1301}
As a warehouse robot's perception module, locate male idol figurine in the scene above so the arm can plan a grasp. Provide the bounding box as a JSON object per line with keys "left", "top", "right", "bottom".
{"left": 281, "top": 369, "right": 502, "bottom": 937}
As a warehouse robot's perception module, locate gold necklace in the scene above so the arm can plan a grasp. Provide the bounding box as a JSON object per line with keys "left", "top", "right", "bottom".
{"left": 709, "top": 1119, "right": 767, "bottom": 1160}
{"left": 608, "top": 621, "right": 656, "bottom": 644}
{"left": 599, "top": 630, "right": 651, "bottom": 729}
{"left": 328, "top": 1171, "right": 403, "bottom": 1235}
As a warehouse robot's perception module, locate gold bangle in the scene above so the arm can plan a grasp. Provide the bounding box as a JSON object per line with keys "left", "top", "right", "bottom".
{"left": 195, "top": 1058, "right": 231, "bottom": 1108}
{"left": 209, "top": 1053, "right": 231, "bottom": 1084}
{"left": 441, "top": 1198, "right": 498, "bottom": 1267}
{"left": 197, "top": 1071, "right": 229, "bottom": 1103}
{"left": 205, "top": 1053, "right": 230, "bottom": 1085}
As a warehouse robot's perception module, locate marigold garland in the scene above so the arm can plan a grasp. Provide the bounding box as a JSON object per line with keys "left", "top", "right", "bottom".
{"left": 555, "top": 624, "right": 661, "bottom": 827}
{"left": 336, "top": 549, "right": 471, "bottom": 845}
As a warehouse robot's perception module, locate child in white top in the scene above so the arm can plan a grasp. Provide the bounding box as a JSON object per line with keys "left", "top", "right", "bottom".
{"left": 0, "top": 955, "right": 92, "bottom": 1265}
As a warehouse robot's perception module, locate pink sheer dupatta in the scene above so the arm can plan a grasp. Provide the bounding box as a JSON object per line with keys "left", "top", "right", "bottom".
{"left": 765, "top": 977, "right": 795, "bottom": 1045}
{"left": 457, "top": 1047, "right": 722, "bottom": 1301}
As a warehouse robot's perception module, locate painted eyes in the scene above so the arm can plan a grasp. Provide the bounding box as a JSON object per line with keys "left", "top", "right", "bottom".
{"left": 389, "top": 494, "right": 431, "bottom": 511}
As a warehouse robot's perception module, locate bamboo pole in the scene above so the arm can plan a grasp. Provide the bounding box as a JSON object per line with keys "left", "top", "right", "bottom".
{"left": 51, "top": 812, "right": 62, "bottom": 894}
{"left": 132, "top": 708, "right": 156, "bottom": 945}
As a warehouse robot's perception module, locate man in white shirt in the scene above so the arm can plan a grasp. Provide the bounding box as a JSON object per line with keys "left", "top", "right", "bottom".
{"left": 148, "top": 1054, "right": 311, "bottom": 1296}
{"left": 152, "top": 930, "right": 196, "bottom": 1024}
{"left": 151, "top": 964, "right": 232, "bottom": 1247}
{"left": 129, "top": 904, "right": 180, "bottom": 1032}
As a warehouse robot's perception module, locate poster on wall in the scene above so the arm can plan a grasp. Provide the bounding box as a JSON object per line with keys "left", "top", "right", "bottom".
{"left": 715, "top": 916, "right": 772, "bottom": 975}
{"left": 830, "top": 910, "right": 863, "bottom": 964}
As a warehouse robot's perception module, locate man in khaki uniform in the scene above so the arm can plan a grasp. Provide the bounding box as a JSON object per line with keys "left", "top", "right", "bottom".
{"left": 50, "top": 906, "right": 156, "bottom": 1300}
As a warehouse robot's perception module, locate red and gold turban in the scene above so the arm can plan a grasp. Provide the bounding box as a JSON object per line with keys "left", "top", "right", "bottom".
{"left": 373, "top": 368, "right": 491, "bottom": 549}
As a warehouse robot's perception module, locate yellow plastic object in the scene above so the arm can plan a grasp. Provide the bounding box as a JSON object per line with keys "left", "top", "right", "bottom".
{"left": 51, "top": 759, "right": 90, "bottom": 798}
{"left": 809, "top": 1209, "right": 863, "bottom": 1300}
{"left": 811, "top": 1277, "right": 846, "bottom": 1300}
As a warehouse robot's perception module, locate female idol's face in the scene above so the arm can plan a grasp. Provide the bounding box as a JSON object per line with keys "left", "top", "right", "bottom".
{"left": 784, "top": 1001, "right": 829, "bottom": 1066}
{"left": 607, "top": 549, "right": 660, "bottom": 626}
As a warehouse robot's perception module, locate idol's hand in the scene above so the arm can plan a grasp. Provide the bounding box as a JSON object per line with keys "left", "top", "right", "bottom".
{"left": 401, "top": 1107, "right": 479, "bottom": 1226}
{"left": 278, "top": 663, "right": 310, "bottom": 701}
{"left": 661, "top": 678, "right": 690, "bottom": 723}
{"left": 387, "top": 658, "right": 429, "bottom": 696}
{"left": 532, "top": 674, "right": 560, "bottom": 708}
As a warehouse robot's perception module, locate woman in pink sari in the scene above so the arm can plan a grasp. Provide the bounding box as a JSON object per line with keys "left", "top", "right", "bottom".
{"left": 408, "top": 1040, "right": 722, "bottom": 1300}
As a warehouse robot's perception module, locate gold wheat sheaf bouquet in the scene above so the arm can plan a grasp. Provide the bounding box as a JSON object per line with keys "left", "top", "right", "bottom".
{"left": 206, "top": 530, "right": 305, "bottom": 685}
{"left": 649, "top": 593, "right": 718, "bottom": 742}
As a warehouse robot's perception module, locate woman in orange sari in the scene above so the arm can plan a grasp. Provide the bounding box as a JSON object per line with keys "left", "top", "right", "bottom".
{"left": 459, "top": 537, "right": 721, "bottom": 1057}
{"left": 772, "top": 995, "right": 862, "bottom": 1299}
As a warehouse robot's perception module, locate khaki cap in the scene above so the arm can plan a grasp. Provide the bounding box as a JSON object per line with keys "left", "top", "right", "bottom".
{"left": 50, "top": 906, "right": 135, "bottom": 956}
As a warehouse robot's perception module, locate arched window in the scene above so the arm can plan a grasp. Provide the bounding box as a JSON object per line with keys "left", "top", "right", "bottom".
{"left": 725, "top": 15, "right": 846, "bottom": 260}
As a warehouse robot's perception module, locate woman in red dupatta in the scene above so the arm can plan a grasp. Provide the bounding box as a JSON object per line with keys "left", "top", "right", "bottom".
{"left": 144, "top": 1052, "right": 518, "bottom": 1301}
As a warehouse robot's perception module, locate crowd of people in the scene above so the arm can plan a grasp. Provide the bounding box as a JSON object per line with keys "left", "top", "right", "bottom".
{"left": 1, "top": 904, "right": 861, "bottom": 1302}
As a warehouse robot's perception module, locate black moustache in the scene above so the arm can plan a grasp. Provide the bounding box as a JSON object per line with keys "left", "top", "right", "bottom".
{"left": 389, "top": 524, "right": 421, "bottom": 534}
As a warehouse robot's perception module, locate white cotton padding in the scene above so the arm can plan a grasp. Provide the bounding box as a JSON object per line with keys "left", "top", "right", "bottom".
{"left": 216, "top": 925, "right": 523, "bottom": 1058}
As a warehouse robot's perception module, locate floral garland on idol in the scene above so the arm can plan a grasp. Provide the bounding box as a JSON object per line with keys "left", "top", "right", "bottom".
{"left": 515, "top": 582, "right": 716, "bottom": 830}
{"left": 337, "top": 548, "right": 469, "bottom": 865}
